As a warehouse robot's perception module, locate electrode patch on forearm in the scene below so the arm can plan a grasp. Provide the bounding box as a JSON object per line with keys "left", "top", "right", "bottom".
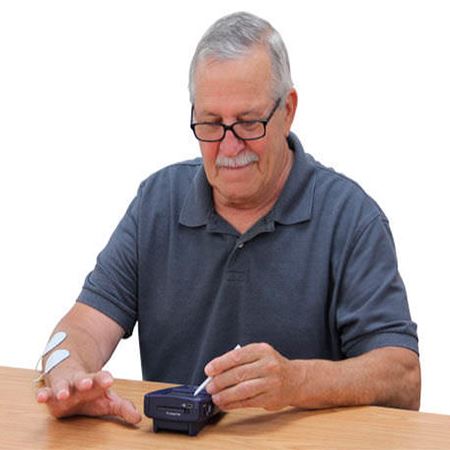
{"left": 34, "top": 331, "right": 69, "bottom": 384}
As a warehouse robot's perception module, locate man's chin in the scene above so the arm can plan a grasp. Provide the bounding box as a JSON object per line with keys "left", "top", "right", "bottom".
{"left": 214, "top": 185, "right": 257, "bottom": 207}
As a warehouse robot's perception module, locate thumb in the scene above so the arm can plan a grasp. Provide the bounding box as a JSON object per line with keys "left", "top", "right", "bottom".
{"left": 107, "top": 390, "right": 142, "bottom": 424}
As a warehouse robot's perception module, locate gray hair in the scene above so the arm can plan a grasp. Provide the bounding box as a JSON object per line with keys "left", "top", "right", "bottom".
{"left": 189, "top": 12, "right": 293, "bottom": 103}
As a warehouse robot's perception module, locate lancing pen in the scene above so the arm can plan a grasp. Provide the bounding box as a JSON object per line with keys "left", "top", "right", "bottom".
{"left": 193, "top": 344, "right": 241, "bottom": 397}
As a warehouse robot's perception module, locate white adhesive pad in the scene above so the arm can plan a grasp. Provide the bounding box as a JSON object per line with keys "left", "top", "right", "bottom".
{"left": 44, "top": 349, "right": 70, "bottom": 374}
{"left": 43, "top": 331, "right": 67, "bottom": 356}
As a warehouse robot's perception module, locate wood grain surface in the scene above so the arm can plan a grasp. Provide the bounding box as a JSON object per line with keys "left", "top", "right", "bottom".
{"left": 1, "top": 366, "right": 449, "bottom": 449}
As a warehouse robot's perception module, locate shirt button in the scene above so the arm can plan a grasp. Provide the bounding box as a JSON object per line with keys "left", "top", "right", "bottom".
{"left": 237, "top": 242, "right": 244, "bottom": 249}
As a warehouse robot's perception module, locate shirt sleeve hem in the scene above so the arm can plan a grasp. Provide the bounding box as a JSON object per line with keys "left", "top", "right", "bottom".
{"left": 345, "top": 332, "right": 419, "bottom": 358}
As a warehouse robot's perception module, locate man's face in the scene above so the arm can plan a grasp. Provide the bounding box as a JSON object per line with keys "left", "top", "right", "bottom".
{"left": 192, "top": 46, "right": 297, "bottom": 210}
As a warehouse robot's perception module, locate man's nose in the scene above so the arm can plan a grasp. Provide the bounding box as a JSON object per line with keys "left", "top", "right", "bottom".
{"left": 219, "top": 128, "right": 245, "bottom": 156}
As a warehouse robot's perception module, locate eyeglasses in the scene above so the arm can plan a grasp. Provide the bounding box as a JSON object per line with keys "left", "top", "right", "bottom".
{"left": 190, "top": 98, "right": 281, "bottom": 142}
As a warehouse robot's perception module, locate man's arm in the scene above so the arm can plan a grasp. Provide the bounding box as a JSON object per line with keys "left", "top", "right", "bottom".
{"left": 204, "top": 343, "right": 421, "bottom": 411}
{"left": 35, "top": 302, "right": 141, "bottom": 424}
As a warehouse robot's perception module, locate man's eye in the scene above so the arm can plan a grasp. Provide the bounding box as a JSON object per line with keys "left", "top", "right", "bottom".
{"left": 236, "top": 121, "right": 261, "bottom": 131}
{"left": 200, "top": 123, "right": 222, "bottom": 129}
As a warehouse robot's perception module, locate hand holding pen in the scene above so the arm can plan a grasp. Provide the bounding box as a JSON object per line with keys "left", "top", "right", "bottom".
{"left": 194, "top": 344, "right": 241, "bottom": 396}
{"left": 198, "top": 342, "right": 296, "bottom": 411}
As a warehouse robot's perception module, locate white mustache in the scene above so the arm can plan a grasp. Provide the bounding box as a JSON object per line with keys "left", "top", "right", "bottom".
{"left": 216, "top": 151, "right": 259, "bottom": 168}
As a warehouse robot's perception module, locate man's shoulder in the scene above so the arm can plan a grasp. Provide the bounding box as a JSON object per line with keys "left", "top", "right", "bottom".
{"left": 312, "top": 157, "right": 369, "bottom": 195}
{"left": 148, "top": 157, "right": 203, "bottom": 178}
{"left": 308, "top": 155, "right": 386, "bottom": 224}
{"left": 139, "top": 157, "right": 203, "bottom": 194}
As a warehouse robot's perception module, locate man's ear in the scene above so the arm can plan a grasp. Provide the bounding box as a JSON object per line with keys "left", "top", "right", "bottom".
{"left": 283, "top": 88, "right": 298, "bottom": 137}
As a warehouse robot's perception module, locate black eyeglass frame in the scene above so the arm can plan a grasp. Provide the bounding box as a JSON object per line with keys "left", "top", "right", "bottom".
{"left": 190, "top": 97, "right": 281, "bottom": 142}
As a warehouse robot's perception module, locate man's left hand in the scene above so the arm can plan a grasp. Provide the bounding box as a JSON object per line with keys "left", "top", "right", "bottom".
{"left": 204, "top": 343, "right": 299, "bottom": 411}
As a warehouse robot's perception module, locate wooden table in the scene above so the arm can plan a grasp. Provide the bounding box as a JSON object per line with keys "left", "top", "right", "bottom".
{"left": 1, "top": 366, "right": 449, "bottom": 449}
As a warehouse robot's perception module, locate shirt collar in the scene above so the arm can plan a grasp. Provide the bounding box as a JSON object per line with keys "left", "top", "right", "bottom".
{"left": 179, "top": 166, "right": 213, "bottom": 227}
{"left": 179, "top": 132, "right": 316, "bottom": 228}
{"left": 271, "top": 132, "right": 316, "bottom": 225}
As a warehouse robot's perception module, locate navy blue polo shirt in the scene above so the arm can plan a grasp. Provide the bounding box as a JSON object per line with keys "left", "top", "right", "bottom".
{"left": 78, "top": 133, "right": 418, "bottom": 384}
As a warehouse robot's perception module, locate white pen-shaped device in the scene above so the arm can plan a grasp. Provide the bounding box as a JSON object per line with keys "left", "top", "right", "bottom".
{"left": 193, "top": 344, "right": 241, "bottom": 397}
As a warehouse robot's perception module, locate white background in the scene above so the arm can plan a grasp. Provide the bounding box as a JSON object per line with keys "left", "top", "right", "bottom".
{"left": 1, "top": 1, "right": 449, "bottom": 414}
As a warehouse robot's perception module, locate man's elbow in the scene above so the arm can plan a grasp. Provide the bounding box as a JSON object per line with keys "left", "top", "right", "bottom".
{"left": 396, "top": 351, "right": 421, "bottom": 411}
{"left": 405, "top": 356, "right": 421, "bottom": 410}
{"left": 375, "top": 347, "right": 421, "bottom": 411}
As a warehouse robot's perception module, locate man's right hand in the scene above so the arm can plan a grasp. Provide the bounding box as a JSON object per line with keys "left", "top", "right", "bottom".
{"left": 35, "top": 369, "right": 142, "bottom": 425}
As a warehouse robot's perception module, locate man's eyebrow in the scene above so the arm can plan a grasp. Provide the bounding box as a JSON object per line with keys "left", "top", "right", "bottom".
{"left": 239, "top": 109, "right": 261, "bottom": 119}
{"left": 197, "top": 111, "right": 221, "bottom": 119}
{"left": 195, "top": 107, "right": 263, "bottom": 121}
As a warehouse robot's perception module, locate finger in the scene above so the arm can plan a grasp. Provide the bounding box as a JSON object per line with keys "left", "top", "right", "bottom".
{"left": 119, "top": 398, "right": 142, "bottom": 424}
{"left": 108, "top": 390, "right": 142, "bottom": 425}
{"left": 207, "top": 359, "right": 262, "bottom": 394}
{"left": 220, "top": 395, "right": 264, "bottom": 410}
{"left": 71, "top": 370, "right": 112, "bottom": 393}
{"left": 93, "top": 370, "right": 114, "bottom": 389}
{"left": 205, "top": 344, "right": 261, "bottom": 377}
{"left": 205, "top": 347, "right": 242, "bottom": 377}
{"left": 218, "top": 390, "right": 267, "bottom": 411}
{"left": 52, "top": 378, "right": 71, "bottom": 400}
{"left": 72, "top": 372, "right": 94, "bottom": 392}
{"left": 212, "top": 378, "right": 266, "bottom": 407}
{"left": 36, "top": 387, "right": 53, "bottom": 403}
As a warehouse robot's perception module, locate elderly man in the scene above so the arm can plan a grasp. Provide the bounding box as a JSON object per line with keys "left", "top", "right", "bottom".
{"left": 35, "top": 12, "right": 420, "bottom": 424}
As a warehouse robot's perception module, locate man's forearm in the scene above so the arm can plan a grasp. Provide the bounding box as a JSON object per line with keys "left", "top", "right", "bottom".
{"left": 289, "top": 347, "right": 421, "bottom": 410}
{"left": 41, "top": 303, "right": 124, "bottom": 376}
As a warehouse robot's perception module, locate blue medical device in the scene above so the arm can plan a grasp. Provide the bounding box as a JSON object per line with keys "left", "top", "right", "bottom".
{"left": 144, "top": 384, "right": 221, "bottom": 436}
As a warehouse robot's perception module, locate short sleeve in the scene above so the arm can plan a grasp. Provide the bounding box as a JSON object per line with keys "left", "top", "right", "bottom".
{"left": 77, "top": 189, "right": 140, "bottom": 338}
{"left": 336, "top": 214, "right": 419, "bottom": 357}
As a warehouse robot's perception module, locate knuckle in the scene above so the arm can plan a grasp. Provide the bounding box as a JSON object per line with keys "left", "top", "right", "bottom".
{"left": 205, "top": 361, "right": 215, "bottom": 376}
{"left": 212, "top": 394, "right": 224, "bottom": 407}
{"left": 236, "top": 367, "right": 248, "bottom": 383}
{"left": 211, "top": 376, "right": 225, "bottom": 391}
{"left": 210, "top": 380, "right": 221, "bottom": 393}
{"left": 239, "top": 382, "right": 254, "bottom": 399}
{"left": 230, "top": 350, "right": 241, "bottom": 364}
{"left": 266, "top": 358, "right": 280, "bottom": 373}
{"left": 257, "top": 342, "right": 273, "bottom": 353}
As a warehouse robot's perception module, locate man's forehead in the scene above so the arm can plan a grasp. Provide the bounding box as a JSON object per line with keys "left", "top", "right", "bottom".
{"left": 195, "top": 48, "right": 271, "bottom": 87}
{"left": 193, "top": 56, "right": 274, "bottom": 116}
{"left": 194, "top": 100, "right": 269, "bottom": 119}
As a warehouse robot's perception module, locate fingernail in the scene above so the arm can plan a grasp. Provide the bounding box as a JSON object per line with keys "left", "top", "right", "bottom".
{"left": 81, "top": 378, "right": 92, "bottom": 388}
{"left": 57, "top": 390, "right": 68, "bottom": 400}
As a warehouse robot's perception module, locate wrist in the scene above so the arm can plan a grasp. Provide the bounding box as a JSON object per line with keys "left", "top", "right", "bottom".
{"left": 285, "top": 358, "right": 310, "bottom": 408}
{"left": 287, "top": 359, "right": 337, "bottom": 409}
